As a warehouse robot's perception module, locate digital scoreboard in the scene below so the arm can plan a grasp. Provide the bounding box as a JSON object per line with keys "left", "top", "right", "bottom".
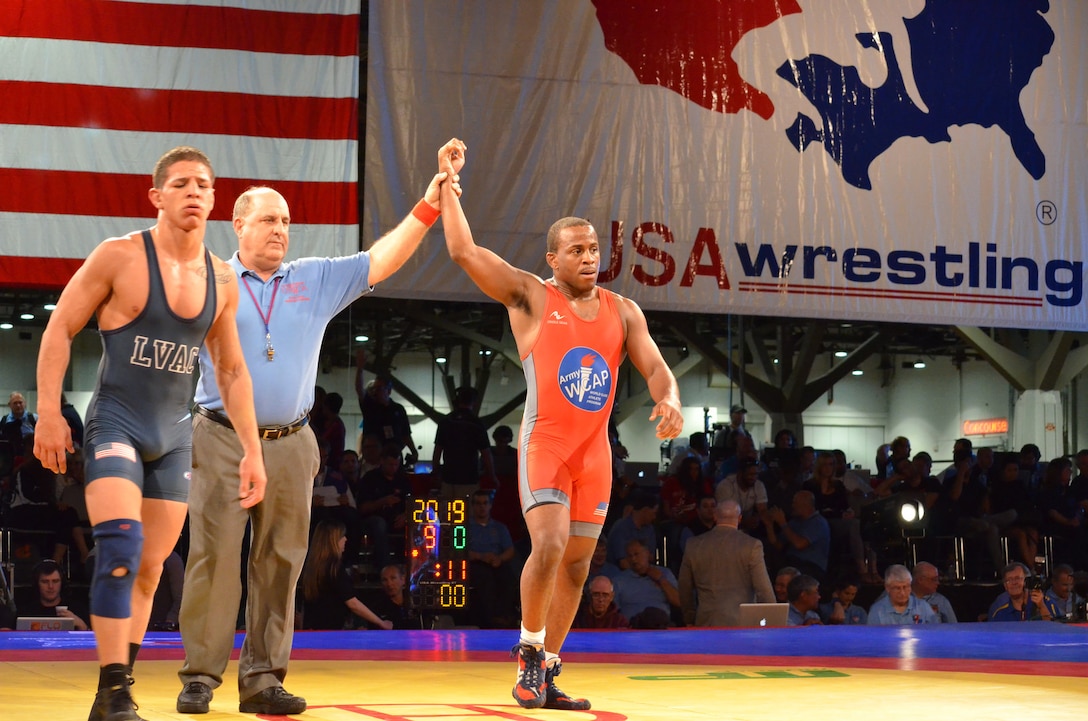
{"left": 407, "top": 496, "right": 470, "bottom": 610}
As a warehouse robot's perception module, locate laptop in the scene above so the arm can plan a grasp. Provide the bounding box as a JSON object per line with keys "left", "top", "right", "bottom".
{"left": 16, "top": 616, "right": 76, "bottom": 631}
{"left": 738, "top": 603, "right": 790, "bottom": 628}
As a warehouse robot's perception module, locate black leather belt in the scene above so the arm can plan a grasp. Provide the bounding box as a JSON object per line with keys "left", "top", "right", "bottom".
{"left": 194, "top": 405, "right": 309, "bottom": 441}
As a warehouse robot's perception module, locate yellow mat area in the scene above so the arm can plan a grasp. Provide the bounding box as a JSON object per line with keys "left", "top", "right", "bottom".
{"left": 3, "top": 659, "right": 1087, "bottom": 721}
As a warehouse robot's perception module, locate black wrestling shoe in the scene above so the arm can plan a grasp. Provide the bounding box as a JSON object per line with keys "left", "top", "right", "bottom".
{"left": 239, "top": 686, "right": 307, "bottom": 714}
{"left": 89, "top": 683, "right": 145, "bottom": 721}
{"left": 510, "top": 643, "right": 547, "bottom": 709}
{"left": 544, "top": 662, "right": 591, "bottom": 710}
{"left": 176, "top": 681, "right": 213, "bottom": 714}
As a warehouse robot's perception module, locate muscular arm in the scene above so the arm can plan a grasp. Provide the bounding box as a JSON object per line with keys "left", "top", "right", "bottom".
{"left": 617, "top": 298, "right": 683, "bottom": 440}
{"left": 439, "top": 152, "right": 542, "bottom": 319}
{"left": 367, "top": 139, "right": 465, "bottom": 285}
{"left": 204, "top": 267, "right": 266, "bottom": 507}
{"left": 35, "top": 242, "right": 124, "bottom": 472}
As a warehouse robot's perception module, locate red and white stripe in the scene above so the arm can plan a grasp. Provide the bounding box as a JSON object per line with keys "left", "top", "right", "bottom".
{"left": 0, "top": 0, "right": 360, "bottom": 289}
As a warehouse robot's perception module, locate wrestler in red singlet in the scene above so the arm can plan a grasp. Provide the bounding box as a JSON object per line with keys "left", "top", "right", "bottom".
{"left": 518, "top": 282, "right": 623, "bottom": 536}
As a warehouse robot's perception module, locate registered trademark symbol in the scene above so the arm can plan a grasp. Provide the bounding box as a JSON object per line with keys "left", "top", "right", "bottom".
{"left": 1036, "top": 200, "right": 1056, "bottom": 225}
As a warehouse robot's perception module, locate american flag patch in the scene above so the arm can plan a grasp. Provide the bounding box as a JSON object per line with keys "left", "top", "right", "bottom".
{"left": 593, "top": 501, "right": 609, "bottom": 517}
{"left": 94, "top": 443, "right": 137, "bottom": 463}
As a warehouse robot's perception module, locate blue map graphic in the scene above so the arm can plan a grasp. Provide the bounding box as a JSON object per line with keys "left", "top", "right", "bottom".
{"left": 777, "top": 0, "right": 1054, "bottom": 190}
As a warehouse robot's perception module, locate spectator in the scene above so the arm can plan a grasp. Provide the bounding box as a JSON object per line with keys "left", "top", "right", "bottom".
{"left": 1044, "top": 564, "right": 1084, "bottom": 620}
{"left": 819, "top": 575, "right": 867, "bottom": 625}
{"left": 361, "top": 564, "right": 418, "bottom": 629}
{"left": 612, "top": 540, "right": 680, "bottom": 628}
{"left": 59, "top": 393, "right": 84, "bottom": 449}
{"left": 773, "top": 566, "right": 800, "bottom": 604}
{"left": 573, "top": 576, "right": 629, "bottom": 629}
{"left": 679, "top": 500, "right": 775, "bottom": 627}
{"left": 1017, "top": 443, "right": 1046, "bottom": 499}
{"left": 989, "top": 562, "right": 1059, "bottom": 622}
{"left": 17, "top": 559, "right": 89, "bottom": 630}
{"left": 433, "top": 386, "right": 496, "bottom": 497}
{"left": 666, "top": 431, "right": 710, "bottom": 477}
{"left": 2, "top": 392, "right": 37, "bottom": 458}
{"left": 583, "top": 535, "right": 621, "bottom": 594}
{"left": 804, "top": 451, "right": 872, "bottom": 582}
{"left": 299, "top": 520, "right": 392, "bottom": 630}
{"left": 987, "top": 454, "right": 1041, "bottom": 566}
{"left": 356, "top": 348, "right": 418, "bottom": 466}
{"left": 786, "top": 574, "right": 822, "bottom": 626}
{"left": 716, "top": 459, "right": 770, "bottom": 538}
{"left": 606, "top": 491, "right": 658, "bottom": 570}
{"left": 766, "top": 490, "right": 831, "bottom": 583}
{"left": 466, "top": 489, "right": 518, "bottom": 628}
{"left": 867, "top": 565, "right": 938, "bottom": 625}
{"left": 711, "top": 403, "right": 749, "bottom": 462}
{"left": 356, "top": 443, "right": 413, "bottom": 567}
{"left": 1037, "top": 457, "right": 1087, "bottom": 569}
{"left": 678, "top": 494, "right": 717, "bottom": 555}
{"left": 911, "top": 561, "right": 957, "bottom": 623}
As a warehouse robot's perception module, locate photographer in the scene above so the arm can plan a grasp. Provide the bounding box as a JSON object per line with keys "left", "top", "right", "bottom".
{"left": 1044, "top": 563, "right": 1085, "bottom": 620}
{"left": 988, "top": 562, "right": 1060, "bottom": 622}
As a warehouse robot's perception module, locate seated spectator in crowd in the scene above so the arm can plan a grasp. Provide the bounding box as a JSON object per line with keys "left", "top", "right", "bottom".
{"left": 4, "top": 448, "right": 66, "bottom": 564}
{"left": 55, "top": 449, "right": 92, "bottom": 570}
{"left": 17, "top": 559, "right": 89, "bottom": 630}
{"left": 311, "top": 440, "right": 363, "bottom": 562}
{"left": 786, "top": 574, "right": 822, "bottom": 626}
{"left": 362, "top": 564, "right": 419, "bottom": 629}
{"left": 766, "top": 490, "right": 830, "bottom": 583}
{"left": 832, "top": 449, "right": 873, "bottom": 502}
{"left": 678, "top": 494, "right": 717, "bottom": 555}
{"left": 466, "top": 489, "right": 518, "bottom": 628}
{"left": 819, "top": 575, "right": 868, "bottom": 625}
{"left": 773, "top": 567, "right": 800, "bottom": 604}
{"left": 584, "top": 535, "right": 621, "bottom": 595}
{"left": 987, "top": 455, "right": 1041, "bottom": 566}
{"left": 661, "top": 455, "right": 712, "bottom": 574}
{"left": 573, "top": 575, "right": 629, "bottom": 629}
{"left": 2, "top": 391, "right": 37, "bottom": 458}
{"left": 679, "top": 501, "right": 775, "bottom": 627}
{"left": 911, "top": 561, "right": 956, "bottom": 623}
{"left": 716, "top": 460, "right": 770, "bottom": 539}
{"left": 1017, "top": 443, "right": 1046, "bottom": 498}
{"left": 946, "top": 449, "right": 1014, "bottom": 579}
{"left": 867, "top": 565, "right": 938, "bottom": 625}
{"left": 804, "top": 452, "right": 873, "bottom": 582}
{"left": 606, "top": 491, "right": 659, "bottom": 570}
{"left": 1044, "top": 564, "right": 1084, "bottom": 621}
{"left": 661, "top": 456, "right": 711, "bottom": 526}
{"left": 714, "top": 433, "right": 759, "bottom": 485}
{"left": 612, "top": 540, "right": 680, "bottom": 629}
{"left": 356, "top": 442, "right": 413, "bottom": 566}
{"left": 1037, "top": 457, "right": 1088, "bottom": 569}
{"left": 148, "top": 549, "right": 184, "bottom": 631}
{"left": 884, "top": 436, "right": 912, "bottom": 479}
{"left": 299, "top": 520, "right": 393, "bottom": 630}
{"left": 666, "top": 431, "right": 711, "bottom": 478}
{"left": 432, "top": 386, "right": 495, "bottom": 497}
{"left": 989, "top": 562, "right": 1059, "bottom": 622}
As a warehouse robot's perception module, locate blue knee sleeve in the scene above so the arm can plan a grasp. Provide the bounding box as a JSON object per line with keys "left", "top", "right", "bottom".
{"left": 90, "top": 519, "right": 144, "bottom": 619}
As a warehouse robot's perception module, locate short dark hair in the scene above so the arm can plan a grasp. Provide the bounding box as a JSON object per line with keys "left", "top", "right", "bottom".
{"left": 546, "top": 216, "right": 593, "bottom": 254}
{"left": 628, "top": 490, "right": 658, "bottom": 511}
{"left": 787, "top": 574, "right": 819, "bottom": 603}
{"left": 153, "top": 146, "right": 213, "bottom": 189}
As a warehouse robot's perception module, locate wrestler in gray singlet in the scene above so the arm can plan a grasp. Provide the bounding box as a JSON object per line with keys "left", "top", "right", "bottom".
{"left": 83, "top": 230, "right": 216, "bottom": 501}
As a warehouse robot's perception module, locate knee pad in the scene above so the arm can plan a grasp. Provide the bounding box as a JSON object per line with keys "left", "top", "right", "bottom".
{"left": 90, "top": 519, "right": 144, "bottom": 619}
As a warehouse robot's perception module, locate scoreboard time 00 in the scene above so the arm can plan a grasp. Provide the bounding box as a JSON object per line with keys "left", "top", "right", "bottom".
{"left": 407, "top": 496, "right": 470, "bottom": 610}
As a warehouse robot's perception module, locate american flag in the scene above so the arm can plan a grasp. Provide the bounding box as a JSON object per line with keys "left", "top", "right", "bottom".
{"left": 93, "top": 441, "right": 137, "bottom": 463}
{"left": 0, "top": 0, "right": 360, "bottom": 290}
{"left": 593, "top": 501, "right": 609, "bottom": 518}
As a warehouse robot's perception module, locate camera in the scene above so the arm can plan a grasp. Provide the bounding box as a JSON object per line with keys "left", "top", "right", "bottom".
{"left": 1027, "top": 574, "right": 1047, "bottom": 592}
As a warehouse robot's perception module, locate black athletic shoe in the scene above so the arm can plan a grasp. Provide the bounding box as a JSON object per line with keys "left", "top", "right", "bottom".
{"left": 88, "top": 674, "right": 135, "bottom": 721}
{"left": 88, "top": 684, "right": 145, "bottom": 721}
{"left": 510, "top": 643, "right": 547, "bottom": 709}
{"left": 239, "top": 686, "right": 307, "bottom": 714}
{"left": 544, "top": 662, "right": 591, "bottom": 710}
{"left": 176, "top": 681, "right": 213, "bottom": 714}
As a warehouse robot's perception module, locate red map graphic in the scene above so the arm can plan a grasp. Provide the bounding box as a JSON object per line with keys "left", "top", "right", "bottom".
{"left": 592, "top": 0, "right": 802, "bottom": 119}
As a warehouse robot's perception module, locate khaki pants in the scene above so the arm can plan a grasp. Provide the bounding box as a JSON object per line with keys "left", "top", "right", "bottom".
{"left": 178, "top": 414, "right": 319, "bottom": 698}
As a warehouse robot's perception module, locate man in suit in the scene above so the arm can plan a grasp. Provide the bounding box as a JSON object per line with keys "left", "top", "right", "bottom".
{"left": 678, "top": 500, "right": 775, "bottom": 627}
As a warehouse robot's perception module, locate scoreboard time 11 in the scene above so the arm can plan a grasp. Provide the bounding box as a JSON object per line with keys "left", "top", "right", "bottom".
{"left": 407, "top": 496, "right": 470, "bottom": 610}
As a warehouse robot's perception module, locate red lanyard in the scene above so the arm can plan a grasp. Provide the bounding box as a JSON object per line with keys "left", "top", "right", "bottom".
{"left": 241, "top": 275, "right": 281, "bottom": 361}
